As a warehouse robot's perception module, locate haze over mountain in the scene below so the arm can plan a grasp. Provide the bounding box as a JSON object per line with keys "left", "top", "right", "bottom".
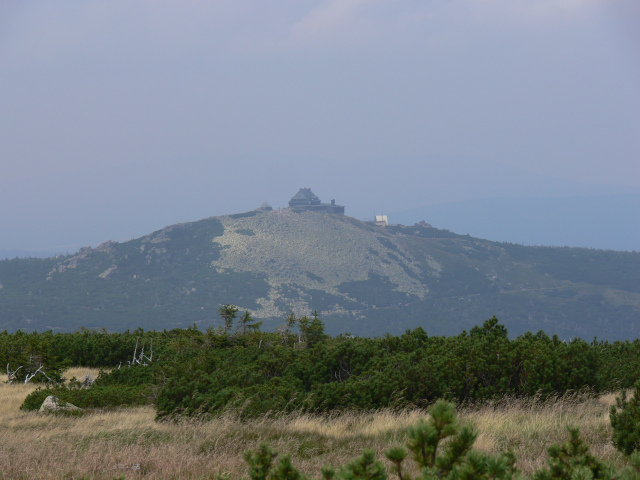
{"left": 1, "top": 208, "right": 638, "bottom": 340}
{"left": 392, "top": 193, "right": 640, "bottom": 252}
{"left": 2, "top": 157, "right": 638, "bottom": 257}
{"left": 1, "top": 2, "right": 639, "bottom": 256}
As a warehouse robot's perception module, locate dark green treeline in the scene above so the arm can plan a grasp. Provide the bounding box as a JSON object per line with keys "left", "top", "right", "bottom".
{"left": 6, "top": 317, "right": 640, "bottom": 417}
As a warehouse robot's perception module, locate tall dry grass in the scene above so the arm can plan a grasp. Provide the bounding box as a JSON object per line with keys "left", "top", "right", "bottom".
{"left": 64, "top": 367, "right": 104, "bottom": 384}
{"left": 464, "top": 393, "right": 623, "bottom": 473}
{"left": 0, "top": 373, "right": 629, "bottom": 479}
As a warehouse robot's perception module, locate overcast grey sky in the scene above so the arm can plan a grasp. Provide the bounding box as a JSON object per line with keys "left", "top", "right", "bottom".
{"left": 1, "top": 0, "right": 639, "bottom": 253}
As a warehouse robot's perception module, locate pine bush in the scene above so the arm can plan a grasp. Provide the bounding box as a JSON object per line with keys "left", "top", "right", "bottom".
{"left": 610, "top": 383, "right": 640, "bottom": 456}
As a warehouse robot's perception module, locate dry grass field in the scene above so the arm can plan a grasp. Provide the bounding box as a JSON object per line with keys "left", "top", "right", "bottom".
{"left": 0, "top": 371, "right": 629, "bottom": 479}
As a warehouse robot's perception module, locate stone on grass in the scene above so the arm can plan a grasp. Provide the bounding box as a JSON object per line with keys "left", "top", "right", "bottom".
{"left": 39, "top": 395, "right": 82, "bottom": 413}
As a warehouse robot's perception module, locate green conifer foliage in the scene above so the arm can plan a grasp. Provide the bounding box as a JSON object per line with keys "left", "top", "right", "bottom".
{"left": 387, "top": 400, "right": 517, "bottom": 480}
{"left": 243, "top": 443, "right": 278, "bottom": 480}
{"left": 219, "top": 304, "right": 239, "bottom": 334}
{"left": 610, "top": 384, "right": 640, "bottom": 456}
{"left": 533, "top": 427, "right": 612, "bottom": 480}
{"left": 271, "top": 455, "right": 304, "bottom": 480}
{"left": 338, "top": 450, "right": 386, "bottom": 480}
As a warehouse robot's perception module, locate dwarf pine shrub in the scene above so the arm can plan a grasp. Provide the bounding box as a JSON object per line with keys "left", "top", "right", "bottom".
{"left": 533, "top": 427, "right": 612, "bottom": 480}
{"left": 610, "top": 383, "right": 640, "bottom": 456}
{"left": 21, "top": 384, "right": 151, "bottom": 411}
{"left": 382, "top": 400, "right": 517, "bottom": 480}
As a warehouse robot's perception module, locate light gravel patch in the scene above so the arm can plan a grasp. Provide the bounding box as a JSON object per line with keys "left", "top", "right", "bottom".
{"left": 212, "top": 211, "right": 432, "bottom": 317}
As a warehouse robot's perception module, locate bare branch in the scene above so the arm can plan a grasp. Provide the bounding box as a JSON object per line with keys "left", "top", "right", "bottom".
{"left": 21, "top": 364, "right": 53, "bottom": 384}
{"left": 132, "top": 338, "right": 139, "bottom": 364}
{"left": 6, "top": 364, "right": 23, "bottom": 385}
{"left": 137, "top": 341, "right": 145, "bottom": 364}
{"left": 129, "top": 337, "right": 153, "bottom": 367}
{"left": 39, "top": 368, "right": 53, "bottom": 383}
{"left": 80, "top": 370, "right": 94, "bottom": 387}
{"left": 140, "top": 339, "right": 153, "bottom": 364}
{"left": 24, "top": 366, "right": 39, "bottom": 384}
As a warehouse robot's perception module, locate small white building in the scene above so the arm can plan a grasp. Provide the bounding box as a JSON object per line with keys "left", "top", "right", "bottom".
{"left": 374, "top": 215, "right": 388, "bottom": 227}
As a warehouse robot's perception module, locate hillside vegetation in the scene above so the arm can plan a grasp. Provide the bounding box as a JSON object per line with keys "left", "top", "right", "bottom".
{"left": 6, "top": 318, "right": 640, "bottom": 419}
{"left": 3, "top": 323, "right": 640, "bottom": 479}
{"left": 0, "top": 209, "right": 638, "bottom": 338}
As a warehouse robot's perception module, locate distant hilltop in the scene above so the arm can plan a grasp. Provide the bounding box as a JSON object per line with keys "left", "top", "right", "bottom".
{"left": 288, "top": 188, "right": 345, "bottom": 215}
{"left": 1, "top": 205, "right": 640, "bottom": 339}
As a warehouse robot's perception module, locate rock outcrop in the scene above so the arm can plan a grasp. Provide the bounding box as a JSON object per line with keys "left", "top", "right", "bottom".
{"left": 39, "top": 395, "right": 81, "bottom": 413}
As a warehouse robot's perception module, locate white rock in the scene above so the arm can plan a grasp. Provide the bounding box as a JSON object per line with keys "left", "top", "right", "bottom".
{"left": 39, "top": 395, "right": 81, "bottom": 413}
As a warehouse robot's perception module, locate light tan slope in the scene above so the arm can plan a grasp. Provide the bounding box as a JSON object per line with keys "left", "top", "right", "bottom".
{"left": 212, "top": 210, "right": 435, "bottom": 317}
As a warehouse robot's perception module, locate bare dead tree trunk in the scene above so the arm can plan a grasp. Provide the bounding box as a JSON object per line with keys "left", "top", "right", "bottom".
{"left": 132, "top": 338, "right": 139, "bottom": 364}
{"left": 24, "top": 364, "right": 52, "bottom": 384}
{"left": 6, "top": 364, "right": 23, "bottom": 385}
{"left": 131, "top": 337, "right": 153, "bottom": 366}
{"left": 80, "top": 370, "right": 94, "bottom": 388}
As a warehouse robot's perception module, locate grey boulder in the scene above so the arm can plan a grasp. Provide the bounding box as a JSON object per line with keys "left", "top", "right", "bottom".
{"left": 39, "top": 395, "right": 81, "bottom": 413}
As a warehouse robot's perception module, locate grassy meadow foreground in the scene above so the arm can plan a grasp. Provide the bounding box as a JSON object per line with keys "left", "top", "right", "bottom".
{"left": 5, "top": 322, "right": 640, "bottom": 478}
{"left": 0, "top": 374, "right": 628, "bottom": 480}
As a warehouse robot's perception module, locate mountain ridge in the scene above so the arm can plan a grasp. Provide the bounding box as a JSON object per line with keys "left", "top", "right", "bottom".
{"left": 1, "top": 209, "right": 639, "bottom": 339}
{"left": 391, "top": 193, "right": 640, "bottom": 252}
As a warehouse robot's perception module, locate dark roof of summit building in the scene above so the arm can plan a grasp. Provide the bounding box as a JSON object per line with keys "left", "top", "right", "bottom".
{"left": 288, "top": 188, "right": 345, "bottom": 215}
{"left": 289, "top": 188, "right": 321, "bottom": 207}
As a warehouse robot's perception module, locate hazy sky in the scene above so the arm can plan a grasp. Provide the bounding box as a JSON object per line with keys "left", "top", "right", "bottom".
{"left": 1, "top": 0, "right": 639, "bottom": 252}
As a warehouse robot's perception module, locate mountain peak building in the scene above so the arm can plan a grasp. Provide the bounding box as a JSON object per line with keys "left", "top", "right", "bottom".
{"left": 288, "top": 188, "right": 345, "bottom": 215}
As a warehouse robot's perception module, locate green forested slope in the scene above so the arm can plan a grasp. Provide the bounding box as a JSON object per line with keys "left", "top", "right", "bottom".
{"left": 0, "top": 209, "right": 638, "bottom": 339}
